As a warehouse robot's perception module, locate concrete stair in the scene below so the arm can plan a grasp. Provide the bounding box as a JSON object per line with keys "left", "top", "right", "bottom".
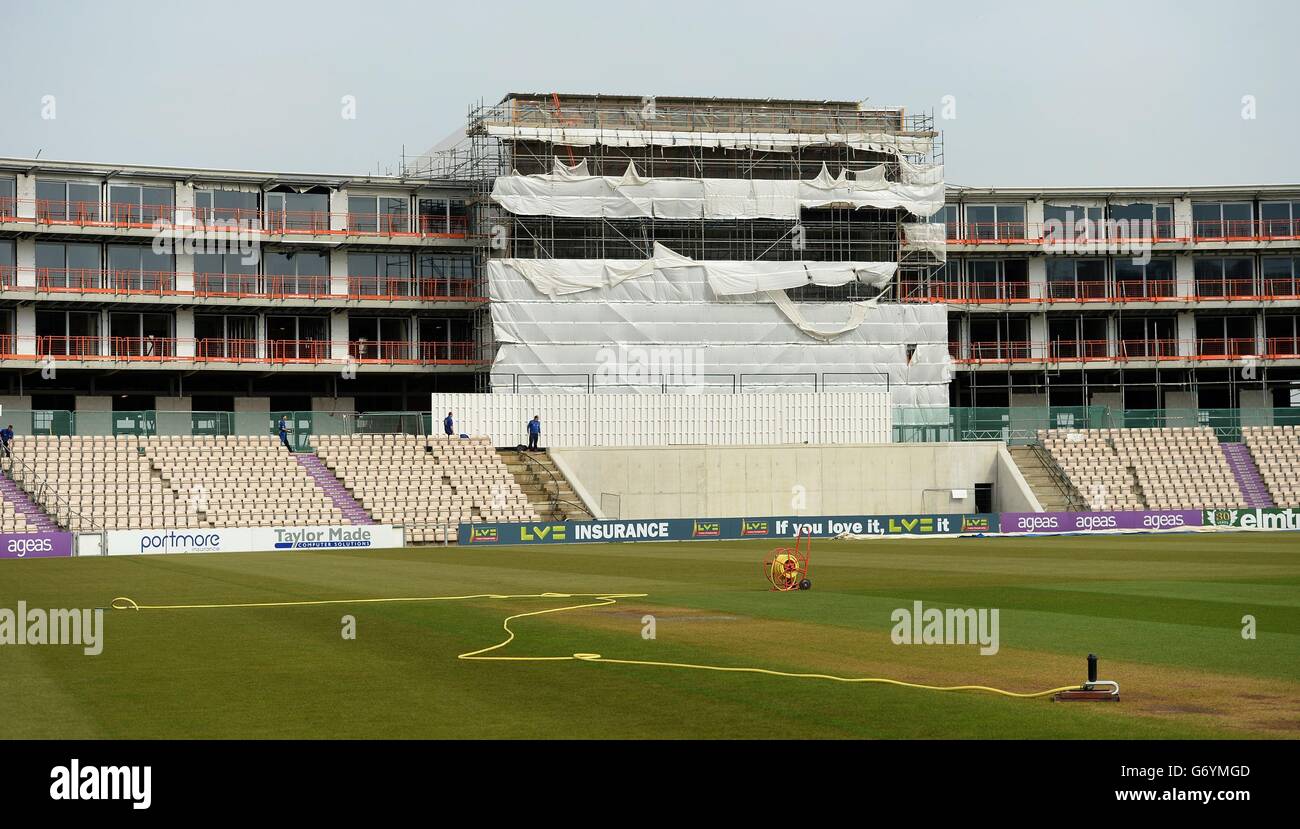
{"left": 1221, "top": 442, "right": 1275, "bottom": 508}
{"left": 1007, "top": 445, "right": 1078, "bottom": 511}
{"left": 498, "top": 449, "right": 593, "bottom": 522}
{"left": 294, "top": 454, "right": 375, "bottom": 525}
{"left": 0, "top": 467, "right": 61, "bottom": 532}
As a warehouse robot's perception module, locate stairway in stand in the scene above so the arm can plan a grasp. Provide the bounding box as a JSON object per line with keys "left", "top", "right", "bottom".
{"left": 1221, "top": 442, "right": 1275, "bottom": 508}
{"left": 295, "top": 454, "right": 375, "bottom": 524}
{"left": 0, "top": 465, "right": 62, "bottom": 532}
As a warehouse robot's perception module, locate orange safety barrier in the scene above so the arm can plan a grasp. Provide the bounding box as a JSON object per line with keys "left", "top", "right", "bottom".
{"left": 0, "top": 268, "right": 487, "bottom": 303}
{"left": 951, "top": 338, "right": 1300, "bottom": 365}
{"left": 901, "top": 279, "right": 1300, "bottom": 304}
{"left": 7, "top": 200, "right": 471, "bottom": 240}
{"left": 19, "top": 337, "right": 486, "bottom": 366}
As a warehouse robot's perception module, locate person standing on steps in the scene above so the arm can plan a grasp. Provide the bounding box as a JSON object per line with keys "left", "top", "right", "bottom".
{"left": 278, "top": 415, "right": 292, "bottom": 451}
{"left": 527, "top": 415, "right": 541, "bottom": 451}
{"left": 444, "top": 411, "right": 455, "bottom": 437}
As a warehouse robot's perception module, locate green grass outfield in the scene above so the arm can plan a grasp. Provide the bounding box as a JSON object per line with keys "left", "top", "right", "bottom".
{"left": 1, "top": 532, "right": 1297, "bottom": 739}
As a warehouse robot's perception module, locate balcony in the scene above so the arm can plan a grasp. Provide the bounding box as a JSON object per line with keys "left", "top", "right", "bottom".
{"left": 0, "top": 268, "right": 486, "bottom": 303}
{"left": 951, "top": 337, "right": 1300, "bottom": 365}
{"left": 900, "top": 278, "right": 1299, "bottom": 305}
{"left": 945, "top": 218, "right": 1300, "bottom": 246}
{"left": 1, "top": 200, "right": 471, "bottom": 240}
{"left": 17, "top": 337, "right": 486, "bottom": 367}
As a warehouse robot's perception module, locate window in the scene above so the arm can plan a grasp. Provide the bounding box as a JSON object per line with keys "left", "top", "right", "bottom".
{"left": 348, "top": 252, "right": 411, "bottom": 296}
{"left": 416, "top": 253, "right": 475, "bottom": 297}
{"left": 107, "top": 184, "right": 175, "bottom": 225}
{"left": 35, "top": 242, "right": 100, "bottom": 290}
{"left": 1045, "top": 258, "right": 1106, "bottom": 299}
{"left": 964, "top": 204, "right": 1025, "bottom": 241}
{"left": 265, "top": 250, "right": 329, "bottom": 295}
{"left": 0, "top": 176, "right": 15, "bottom": 217}
{"left": 939, "top": 205, "right": 959, "bottom": 240}
{"left": 1195, "top": 315, "right": 1256, "bottom": 356}
{"left": 36, "top": 179, "right": 100, "bottom": 222}
{"left": 194, "top": 188, "right": 259, "bottom": 225}
{"left": 1108, "top": 202, "right": 1174, "bottom": 239}
{"left": 0, "top": 307, "right": 15, "bottom": 353}
{"left": 1118, "top": 317, "right": 1176, "bottom": 358}
{"left": 967, "top": 315, "right": 1030, "bottom": 360}
{"left": 1260, "top": 201, "right": 1300, "bottom": 239}
{"left": 194, "top": 251, "right": 258, "bottom": 295}
{"left": 348, "top": 195, "right": 409, "bottom": 233}
{"left": 1044, "top": 205, "right": 1104, "bottom": 241}
{"left": 265, "top": 187, "right": 330, "bottom": 232}
{"left": 1264, "top": 315, "right": 1300, "bottom": 356}
{"left": 964, "top": 259, "right": 1028, "bottom": 301}
{"left": 1113, "top": 257, "right": 1175, "bottom": 299}
{"left": 1261, "top": 256, "right": 1300, "bottom": 297}
{"left": 419, "top": 317, "right": 473, "bottom": 361}
{"left": 417, "top": 198, "right": 469, "bottom": 235}
{"left": 108, "top": 312, "right": 173, "bottom": 356}
{"left": 35, "top": 310, "right": 100, "bottom": 356}
{"left": 195, "top": 314, "right": 257, "bottom": 359}
{"left": 107, "top": 245, "right": 174, "bottom": 292}
{"left": 350, "top": 316, "right": 411, "bottom": 360}
{"left": 1194, "top": 257, "right": 1254, "bottom": 297}
{"left": 266, "top": 315, "right": 328, "bottom": 360}
{"left": 1192, "top": 202, "right": 1253, "bottom": 239}
{"left": 1047, "top": 316, "right": 1107, "bottom": 359}
{"left": 0, "top": 239, "right": 13, "bottom": 286}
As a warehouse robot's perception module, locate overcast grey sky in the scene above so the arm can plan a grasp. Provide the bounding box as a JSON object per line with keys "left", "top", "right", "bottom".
{"left": 0, "top": 0, "right": 1294, "bottom": 186}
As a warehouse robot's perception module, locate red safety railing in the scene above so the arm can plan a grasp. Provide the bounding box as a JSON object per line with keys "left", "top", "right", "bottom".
{"left": 15, "top": 200, "right": 470, "bottom": 239}
{"left": 192, "top": 272, "right": 263, "bottom": 298}
{"left": 951, "top": 338, "right": 1300, "bottom": 364}
{"left": 900, "top": 278, "right": 1295, "bottom": 304}
{"left": 1114, "top": 279, "right": 1178, "bottom": 300}
{"left": 0, "top": 267, "right": 488, "bottom": 303}
{"left": 1266, "top": 336, "right": 1300, "bottom": 356}
{"left": 346, "top": 275, "right": 482, "bottom": 301}
{"left": 1045, "top": 280, "right": 1109, "bottom": 301}
{"left": 34, "top": 268, "right": 177, "bottom": 295}
{"left": 1194, "top": 278, "right": 1259, "bottom": 300}
{"left": 20, "top": 337, "right": 486, "bottom": 365}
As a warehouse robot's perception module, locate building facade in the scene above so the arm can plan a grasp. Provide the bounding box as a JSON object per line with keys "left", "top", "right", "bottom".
{"left": 3, "top": 95, "right": 1298, "bottom": 423}
{"left": 0, "top": 158, "right": 489, "bottom": 419}
{"left": 930, "top": 185, "right": 1300, "bottom": 409}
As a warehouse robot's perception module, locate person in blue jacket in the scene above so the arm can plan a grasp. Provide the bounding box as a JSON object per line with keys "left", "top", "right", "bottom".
{"left": 527, "top": 415, "right": 541, "bottom": 451}
{"left": 277, "top": 416, "right": 291, "bottom": 451}
{"left": 0, "top": 424, "right": 12, "bottom": 457}
{"left": 444, "top": 411, "right": 455, "bottom": 436}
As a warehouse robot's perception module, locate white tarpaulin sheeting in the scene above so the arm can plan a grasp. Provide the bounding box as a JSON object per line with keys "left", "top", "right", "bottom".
{"left": 485, "top": 124, "right": 935, "bottom": 156}
{"left": 491, "top": 243, "right": 897, "bottom": 298}
{"left": 903, "top": 223, "right": 949, "bottom": 261}
{"left": 493, "top": 161, "right": 944, "bottom": 219}
{"left": 487, "top": 256, "right": 951, "bottom": 407}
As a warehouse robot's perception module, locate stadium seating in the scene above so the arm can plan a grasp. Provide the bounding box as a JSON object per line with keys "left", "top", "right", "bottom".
{"left": 8, "top": 435, "right": 346, "bottom": 531}
{"left": 1039, "top": 427, "right": 1247, "bottom": 510}
{"left": 312, "top": 434, "right": 538, "bottom": 543}
{"left": 1243, "top": 425, "right": 1300, "bottom": 506}
{"left": 1039, "top": 429, "right": 1145, "bottom": 510}
{"left": 1114, "top": 427, "right": 1246, "bottom": 510}
{"left": 0, "top": 496, "right": 33, "bottom": 533}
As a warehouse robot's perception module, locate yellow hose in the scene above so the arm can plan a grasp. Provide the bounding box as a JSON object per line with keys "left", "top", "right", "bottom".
{"left": 112, "top": 592, "right": 1078, "bottom": 699}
